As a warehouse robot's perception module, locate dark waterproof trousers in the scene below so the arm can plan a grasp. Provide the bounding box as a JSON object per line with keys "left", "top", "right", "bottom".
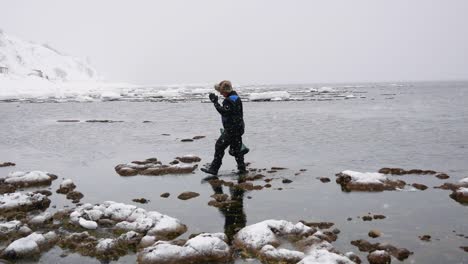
{"left": 210, "top": 132, "right": 245, "bottom": 172}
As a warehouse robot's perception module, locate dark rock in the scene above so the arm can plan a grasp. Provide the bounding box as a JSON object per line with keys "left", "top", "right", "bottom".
{"left": 237, "top": 182, "right": 263, "bottom": 191}
{"left": 264, "top": 178, "right": 272, "bottom": 183}
{"left": 378, "top": 244, "right": 411, "bottom": 260}
{"left": 264, "top": 184, "right": 272, "bottom": 188}
{"left": 319, "top": 177, "right": 331, "bottom": 183}
{"left": 367, "top": 250, "right": 391, "bottom": 264}
{"left": 57, "top": 120, "right": 80, "bottom": 123}
{"left": 132, "top": 198, "right": 149, "bottom": 204}
{"left": 161, "top": 134, "right": 170, "bottom": 136}
{"left": 267, "top": 170, "right": 277, "bottom": 173}
{"left": 332, "top": 228, "right": 341, "bottom": 234}
{"left": 435, "top": 173, "right": 450, "bottom": 179}
{"left": 85, "top": 120, "right": 123, "bottom": 123}
{"left": 300, "top": 169, "right": 307, "bottom": 172}
{"left": 276, "top": 188, "right": 283, "bottom": 190}
{"left": 435, "top": 182, "right": 468, "bottom": 191}
{"left": 362, "top": 216, "right": 373, "bottom": 221}
{"left": 300, "top": 221, "right": 334, "bottom": 229}
{"left": 347, "top": 252, "right": 362, "bottom": 264}
{"left": 282, "top": 179, "right": 293, "bottom": 184}
{"left": 177, "top": 192, "right": 200, "bottom": 200}
{"left": 369, "top": 230, "right": 382, "bottom": 238}
{"left": 58, "top": 232, "right": 98, "bottom": 257}
{"left": 347, "top": 217, "right": 352, "bottom": 221}
{"left": 97, "top": 219, "right": 116, "bottom": 227}
{"left": 0, "top": 181, "right": 16, "bottom": 194}
{"left": 181, "top": 139, "right": 194, "bottom": 142}
{"left": 351, "top": 239, "right": 380, "bottom": 252}
{"left": 34, "top": 190, "right": 52, "bottom": 196}
{"left": 142, "top": 121, "right": 152, "bottom": 123}
{"left": 245, "top": 174, "right": 265, "bottom": 181}
{"left": 373, "top": 215, "right": 386, "bottom": 220}
{"left": 160, "top": 192, "right": 170, "bottom": 198}
{"left": 412, "top": 183, "right": 428, "bottom": 190}
{"left": 210, "top": 194, "right": 228, "bottom": 202}
{"left": 176, "top": 155, "right": 201, "bottom": 163}
{"left": 192, "top": 136, "right": 206, "bottom": 140}
{"left": 0, "top": 162, "right": 15, "bottom": 167}
{"left": 419, "top": 235, "right": 431, "bottom": 241}
{"left": 379, "top": 167, "right": 437, "bottom": 175}
{"left": 460, "top": 246, "right": 468, "bottom": 252}
{"left": 169, "top": 160, "right": 179, "bottom": 165}
{"left": 66, "top": 191, "right": 84, "bottom": 201}
{"left": 271, "top": 167, "right": 287, "bottom": 170}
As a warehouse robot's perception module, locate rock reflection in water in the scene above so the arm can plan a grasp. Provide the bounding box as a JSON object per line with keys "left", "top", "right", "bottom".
{"left": 208, "top": 179, "right": 247, "bottom": 244}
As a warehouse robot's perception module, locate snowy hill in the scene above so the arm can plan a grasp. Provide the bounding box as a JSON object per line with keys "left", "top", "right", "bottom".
{"left": 0, "top": 30, "right": 98, "bottom": 81}
{"left": 0, "top": 30, "right": 140, "bottom": 102}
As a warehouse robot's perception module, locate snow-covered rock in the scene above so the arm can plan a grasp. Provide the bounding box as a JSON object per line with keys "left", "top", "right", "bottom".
{"left": 29, "top": 212, "right": 53, "bottom": 226}
{"left": 115, "top": 158, "right": 198, "bottom": 176}
{"left": 69, "top": 201, "right": 186, "bottom": 238}
{"left": 259, "top": 245, "right": 305, "bottom": 263}
{"left": 367, "top": 250, "right": 391, "bottom": 264}
{"left": 299, "top": 248, "right": 356, "bottom": 264}
{"left": 79, "top": 217, "right": 98, "bottom": 230}
{"left": 137, "top": 233, "right": 231, "bottom": 264}
{"left": 233, "top": 219, "right": 357, "bottom": 263}
{"left": 249, "top": 91, "right": 290, "bottom": 101}
{"left": 0, "top": 192, "right": 50, "bottom": 213}
{"left": 0, "top": 220, "right": 32, "bottom": 240}
{"left": 450, "top": 187, "right": 468, "bottom": 204}
{"left": 233, "top": 220, "right": 314, "bottom": 251}
{"left": 459, "top": 177, "right": 468, "bottom": 184}
{"left": 336, "top": 170, "right": 406, "bottom": 192}
{"left": 2, "top": 232, "right": 57, "bottom": 259}
{"left": 3, "top": 171, "right": 57, "bottom": 187}
{"left": 56, "top": 179, "right": 76, "bottom": 194}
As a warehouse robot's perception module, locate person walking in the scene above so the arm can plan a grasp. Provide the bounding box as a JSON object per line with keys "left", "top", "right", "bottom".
{"left": 201, "top": 80, "right": 248, "bottom": 176}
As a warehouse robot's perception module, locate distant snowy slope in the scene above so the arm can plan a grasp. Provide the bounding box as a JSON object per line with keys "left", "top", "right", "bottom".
{"left": 0, "top": 30, "right": 97, "bottom": 81}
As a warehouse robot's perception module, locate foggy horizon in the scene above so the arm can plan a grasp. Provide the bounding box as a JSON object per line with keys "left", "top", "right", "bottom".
{"left": 1, "top": 0, "right": 467, "bottom": 85}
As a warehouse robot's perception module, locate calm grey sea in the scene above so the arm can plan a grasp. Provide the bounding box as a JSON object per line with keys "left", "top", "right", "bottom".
{"left": 0, "top": 81, "right": 467, "bottom": 263}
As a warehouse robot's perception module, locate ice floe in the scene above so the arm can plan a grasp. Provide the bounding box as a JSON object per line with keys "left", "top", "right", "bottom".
{"left": 249, "top": 91, "right": 291, "bottom": 101}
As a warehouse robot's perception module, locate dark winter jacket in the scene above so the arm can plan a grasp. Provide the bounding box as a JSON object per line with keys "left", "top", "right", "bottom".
{"left": 214, "top": 91, "right": 245, "bottom": 135}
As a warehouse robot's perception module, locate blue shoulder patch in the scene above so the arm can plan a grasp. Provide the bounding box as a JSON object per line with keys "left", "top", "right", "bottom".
{"left": 229, "top": 95, "right": 239, "bottom": 102}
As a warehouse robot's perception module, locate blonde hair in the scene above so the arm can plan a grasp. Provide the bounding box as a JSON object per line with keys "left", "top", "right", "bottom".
{"left": 214, "top": 80, "right": 232, "bottom": 93}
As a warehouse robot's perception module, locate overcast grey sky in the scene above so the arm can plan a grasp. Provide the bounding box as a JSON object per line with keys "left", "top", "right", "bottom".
{"left": 1, "top": 0, "right": 467, "bottom": 85}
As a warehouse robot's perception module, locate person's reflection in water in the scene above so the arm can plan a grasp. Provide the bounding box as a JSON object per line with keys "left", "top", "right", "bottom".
{"left": 208, "top": 179, "right": 247, "bottom": 244}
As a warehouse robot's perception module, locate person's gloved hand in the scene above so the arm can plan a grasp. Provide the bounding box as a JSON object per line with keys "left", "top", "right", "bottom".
{"left": 209, "top": 93, "right": 218, "bottom": 103}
